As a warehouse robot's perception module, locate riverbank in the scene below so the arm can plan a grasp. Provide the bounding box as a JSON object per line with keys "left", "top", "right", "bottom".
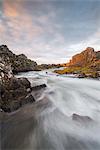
{"left": 54, "top": 66, "right": 100, "bottom": 79}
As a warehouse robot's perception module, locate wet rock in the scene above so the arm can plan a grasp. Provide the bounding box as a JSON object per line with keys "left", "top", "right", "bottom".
{"left": 72, "top": 113, "right": 93, "bottom": 123}
{"left": 21, "top": 94, "right": 35, "bottom": 105}
{"left": 31, "top": 84, "right": 47, "bottom": 91}
{"left": 7, "top": 77, "right": 21, "bottom": 90}
{"left": 0, "top": 76, "right": 36, "bottom": 113}
{"left": 0, "top": 45, "right": 47, "bottom": 113}
{"left": 18, "top": 77, "right": 31, "bottom": 88}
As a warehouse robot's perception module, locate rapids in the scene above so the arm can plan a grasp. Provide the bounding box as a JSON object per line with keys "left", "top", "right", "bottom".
{"left": 1, "top": 70, "right": 100, "bottom": 150}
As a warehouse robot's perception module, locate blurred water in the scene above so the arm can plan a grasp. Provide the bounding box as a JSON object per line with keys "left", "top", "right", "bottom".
{"left": 1, "top": 70, "right": 100, "bottom": 150}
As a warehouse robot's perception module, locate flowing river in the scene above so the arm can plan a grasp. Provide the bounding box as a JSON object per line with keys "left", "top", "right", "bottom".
{"left": 1, "top": 70, "right": 100, "bottom": 150}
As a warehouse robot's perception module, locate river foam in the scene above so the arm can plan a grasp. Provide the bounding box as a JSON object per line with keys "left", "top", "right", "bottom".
{"left": 2, "top": 70, "right": 100, "bottom": 150}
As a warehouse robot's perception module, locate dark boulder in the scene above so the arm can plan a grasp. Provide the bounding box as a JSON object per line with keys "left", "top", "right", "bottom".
{"left": 6, "top": 77, "right": 21, "bottom": 90}
{"left": 21, "top": 94, "right": 35, "bottom": 105}
{"left": 0, "top": 76, "right": 35, "bottom": 113}
{"left": 18, "top": 77, "right": 31, "bottom": 88}
{"left": 2, "top": 77, "right": 31, "bottom": 90}
{"left": 31, "top": 84, "right": 47, "bottom": 91}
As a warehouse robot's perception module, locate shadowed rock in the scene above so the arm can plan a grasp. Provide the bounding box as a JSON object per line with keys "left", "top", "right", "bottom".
{"left": 0, "top": 77, "right": 35, "bottom": 112}
{"left": 31, "top": 84, "right": 47, "bottom": 91}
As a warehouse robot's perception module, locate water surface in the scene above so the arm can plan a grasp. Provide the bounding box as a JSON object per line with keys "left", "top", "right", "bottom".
{"left": 1, "top": 70, "right": 100, "bottom": 150}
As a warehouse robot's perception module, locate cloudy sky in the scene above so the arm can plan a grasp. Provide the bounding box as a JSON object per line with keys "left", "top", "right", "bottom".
{"left": 0, "top": 0, "right": 100, "bottom": 64}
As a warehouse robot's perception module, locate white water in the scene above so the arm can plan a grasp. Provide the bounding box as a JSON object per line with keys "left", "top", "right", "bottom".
{"left": 2, "top": 70, "right": 100, "bottom": 150}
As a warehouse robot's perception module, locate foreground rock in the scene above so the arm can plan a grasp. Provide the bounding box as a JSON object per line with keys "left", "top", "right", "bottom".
{"left": 0, "top": 77, "right": 35, "bottom": 112}
{"left": 0, "top": 75, "right": 48, "bottom": 112}
{"left": 0, "top": 45, "right": 48, "bottom": 113}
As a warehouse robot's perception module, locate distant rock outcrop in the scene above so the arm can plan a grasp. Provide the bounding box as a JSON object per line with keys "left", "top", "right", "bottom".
{"left": 0, "top": 45, "right": 37, "bottom": 73}
{"left": 54, "top": 47, "right": 100, "bottom": 78}
{"left": 68, "top": 47, "right": 100, "bottom": 70}
{"left": 37, "top": 64, "right": 61, "bottom": 70}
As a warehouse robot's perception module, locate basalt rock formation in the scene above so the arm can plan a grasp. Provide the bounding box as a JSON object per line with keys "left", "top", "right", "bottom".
{"left": 0, "top": 57, "right": 35, "bottom": 112}
{"left": 68, "top": 47, "right": 100, "bottom": 70}
{"left": 0, "top": 45, "right": 37, "bottom": 73}
{"left": 54, "top": 47, "right": 100, "bottom": 78}
{"left": 0, "top": 77, "right": 35, "bottom": 112}
{"left": 0, "top": 45, "right": 47, "bottom": 112}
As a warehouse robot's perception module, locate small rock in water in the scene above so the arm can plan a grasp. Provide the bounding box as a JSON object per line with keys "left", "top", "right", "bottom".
{"left": 72, "top": 113, "right": 93, "bottom": 123}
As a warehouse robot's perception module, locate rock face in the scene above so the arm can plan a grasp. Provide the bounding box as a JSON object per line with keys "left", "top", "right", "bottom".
{"left": 68, "top": 47, "right": 100, "bottom": 76}
{"left": 0, "top": 45, "right": 37, "bottom": 73}
{"left": 70, "top": 47, "right": 95, "bottom": 66}
{"left": 0, "top": 45, "right": 47, "bottom": 112}
{"left": 54, "top": 47, "right": 100, "bottom": 78}
{"left": 0, "top": 77, "right": 35, "bottom": 112}
{"left": 0, "top": 75, "right": 47, "bottom": 112}
{"left": 68, "top": 47, "right": 100, "bottom": 70}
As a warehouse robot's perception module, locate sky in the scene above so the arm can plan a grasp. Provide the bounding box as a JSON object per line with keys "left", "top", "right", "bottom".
{"left": 0, "top": 0, "right": 100, "bottom": 64}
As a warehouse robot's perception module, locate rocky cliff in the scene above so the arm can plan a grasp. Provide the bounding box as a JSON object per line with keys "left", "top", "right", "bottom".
{"left": 54, "top": 47, "right": 100, "bottom": 78}
{"left": 68, "top": 47, "right": 100, "bottom": 70}
{"left": 0, "top": 45, "right": 37, "bottom": 73}
{"left": 0, "top": 45, "right": 47, "bottom": 112}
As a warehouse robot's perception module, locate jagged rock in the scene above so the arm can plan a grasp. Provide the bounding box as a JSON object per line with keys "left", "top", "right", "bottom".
{"left": 21, "top": 94, "right": 35, "bottom": 106}
{"left": 18, "top": 77, "right": 31, "bottom": 89}
{"left": 0, "top": 45, "right": 48, "bottom": 113}
{"left": 54, "top": 47, "right": 100, "bottom": 77}
{"left": 0, "top": 73, "right": 47, "bottom": 112}
{"left": 69, "top": 47, "right": 96, "bottom": 67}
{"left": 0, "top": 77, "right": 35, "bottom": 112}
{"left": 0, "top": 60, "right": 13, "bottom": 81}
{"left": 0, "top": 45, "right": 37, "bottom": 73}
{"left": 68, "top": 47, "right": 100, "bottom": 70}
